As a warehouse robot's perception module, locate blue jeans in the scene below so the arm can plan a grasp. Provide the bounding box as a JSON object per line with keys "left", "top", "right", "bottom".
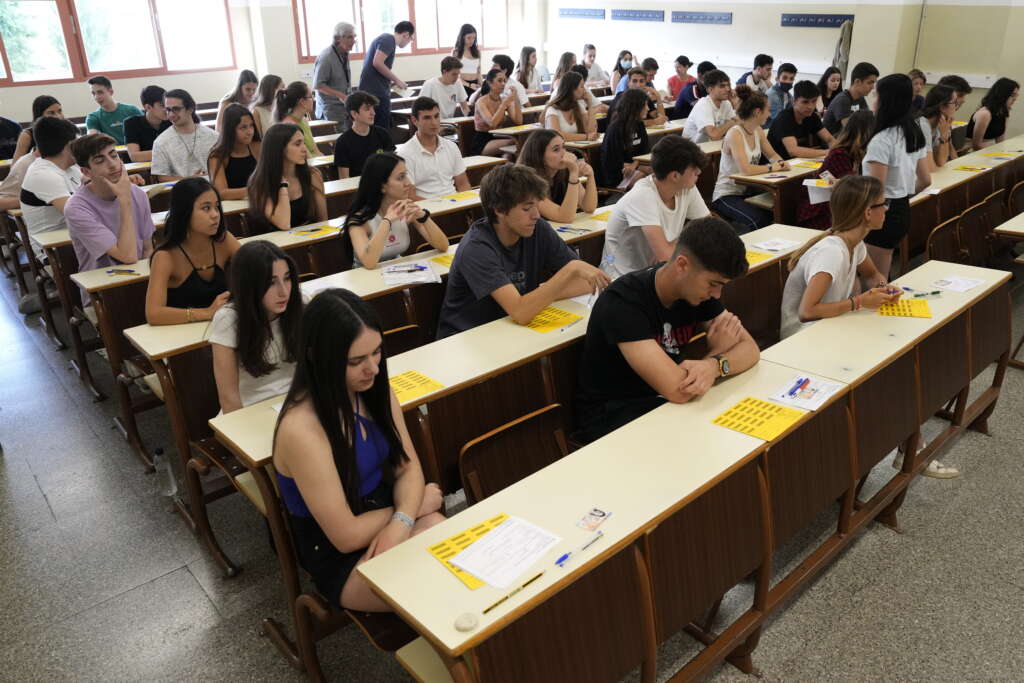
{"left": 712, "top": 193, "right": 773, "bottom": 235}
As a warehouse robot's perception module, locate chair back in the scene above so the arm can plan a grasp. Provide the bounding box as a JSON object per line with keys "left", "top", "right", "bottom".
{"left": 1009, "top": 180, "right": 1024, "bottom": 217}
{"left": 925, "top": 215, "right": 966, "bottom": 263}
{"left": 957, "top": 201, "right": 991, "bottom": 267}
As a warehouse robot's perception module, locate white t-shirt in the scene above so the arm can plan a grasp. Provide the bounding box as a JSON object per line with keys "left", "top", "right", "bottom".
{"left": 151, "top": 124, "right": 218, "bottom": 178}
{"left": 601, "top": 175, "right": 710, "bottom": 279}
{"left": 419, "top": 77, "right": 468, "bottom": 119}
{"left": 208, "top": 303, "right": 296, "bottom": 409}
{"left": 20, "top": 157, "right": 83, "bottom": 258}
{"left": 353, "top": 214, "right": 411, "bottom": 267}
{"left": 396, "top": 134, "right": 467, "bottom": 198}
{"left": 586, "top": 62, "right": 610, "bottom": 84}
{"left": 780, "top": 235, "right": 867, "bottom": 339}
{"left": 862, "top": 122, "right": 929, "bottom": 199}
{"left": 0, "top": 152, "right": 37, "bottom": 200}
{"left": 683, "top": 97, "right": 735, "bottom": 143}
{"left": 544, "top": 107, "right": 581, "bottom": 134}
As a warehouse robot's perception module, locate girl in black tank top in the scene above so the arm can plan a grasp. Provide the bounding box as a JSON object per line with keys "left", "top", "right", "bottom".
{"left": 965, "top": 76, "right": 1019, "bottom": 150}
{"left": 245, "top": 122, "right": 327, "bottom": 233}
{"left": 209, "top": 104, "right": 262, "bottom": 201}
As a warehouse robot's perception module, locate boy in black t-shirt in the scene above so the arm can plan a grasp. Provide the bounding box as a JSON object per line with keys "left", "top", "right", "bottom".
{"left": 574, "top": 216, "right": 761, "bottom": 444}
{"left": 767, "top": 80, "right": 834, "bottom": 159}
{"left": 333, "top": 90, "right": 396, "bottom": 178}
{"left": 123, "top": 85, "right": 171, "bottom": 163}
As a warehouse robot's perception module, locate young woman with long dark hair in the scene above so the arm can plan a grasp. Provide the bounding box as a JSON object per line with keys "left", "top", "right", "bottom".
{"left": 599, "top": 88, "right": 650, "bottom": 189}
{"left": 472, "top": 68, "right": 523, "bottom": 156}
{"left": 216, "top": 69, "right": 259, "bottom": 131}
{"left": 13, "top": 95, "right": 62, "bottom": 161}
{"left": 517, "top": 129, "right": 597, "bottom": 222}
{"left": 797, "top": 109, "right": 875, "bottom": 229}
{"left": 919, "top": 85, "right": 959, "bottom": 168}
{"left": 966, "top": 76, "right": 1019, "bottom": 150}
{"left": 251, "top": 74, "right": 284, "bottom": 137}
{"left": 246, "top": 122, "right": 326, "bottom": 232}
{"left": 611, "top": 50, "right": 634, "bottom": 90}
{"left": 515, "top": 46, "right": 541, "bottom": 93}
{"left": 543, "top": 71, "right": 596, "bottom": 143}
{"left": 274, "top": 81, "right": 319, "bottom": 157}
{"left": 272, "top": 288, "right": 445, "bottom": 611}
{"left": 816, "top": 66, "right": 842, "bottom": 115}
{"left": 208, "top": 104, "right": 261, "bottom": 200}
{"left": 452, "top": 24, "right": 481, "bottom": 93}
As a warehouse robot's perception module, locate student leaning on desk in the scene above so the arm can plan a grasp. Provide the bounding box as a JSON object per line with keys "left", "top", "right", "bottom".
{"left": 574, "top": 216, "right": 760, "bottom": 444}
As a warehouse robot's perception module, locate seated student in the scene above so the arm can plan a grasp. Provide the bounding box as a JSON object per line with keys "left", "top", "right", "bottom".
{"left": 272, "top": 287, "right": 445, "bottom": 612}
{"left": 599, "top": 88, "right": 651, "bottom": 189}
{"left": 569, "top": 65, "right": 608, "bottom": 115}
{"left": 152, "top": 89, "right": 219, "bottom": 182}
{"left": 581, "top": 44, "right": 610, "bottom": 86}
{"left": 396, "top": 97, "right": 471, "bottom": 198}
{"left": 712, "top": 87, "right": 790, "bottom": 234}
{"left": 123, "top": 86, "right": 171, "bottom": 163}
{"left": 782, "top": 174, "right": 898, "bottom": 339}
{"left": 817, "top": 67, "right": 842, "bottom": 116}
{"left": 471, "top": 69, "right": 523, "bottom": 156}
{"left": 675, "top": 60, "right": 715, "bottom": 119}
{"left": 344, "top": 152, "right": 449, "bottom": 268}
{"left": 575, "top": 216, "right": 760, "bottom": 444}
{"left": 966, "top": 77, "right": 1019, "bottom": 150}
{"left": 550, "top": 52, "right": 577, "bottom": 94}
{"left": 145, "top": 178, "right": 240, "bottom": 324}
{"left": 0, "top": 145, "right": 38, "bottom": 211}
{"left": 468, "top": 54, "right": 530, "bottom": 107}
{"left": 737, "top": 54, "right": 773, "bottom": 94}
{"left": 0, "top": 114, "right": 22, "bottom": 160}
{"left": 208, "top": 104, "right": 261, "bottom": 201}
{"left": 252, "top": 74, "right": 285, "bottom": 138}
{"left": 216, "top": 69, "right": 259, "bottom": 131}
{"left": 766, "top": 62, "right": 797, "bottom": 126}
{"left": 65, "top": 134, "right": 155, "bottom": 305}
{"left": 436, "top": 164, "right": 609, "bottom": 338}
{"left": 246, "top": 123, "right": 327, "bottom": 232}
{"left": 543, "top": 72, "right": 597, "bottom": 143}
{"left": 610, "top": 50, "right": 634, "bottom": 91}
{"left": 419, "top": 57, "right": 471, "bottom": 118}
{"left": 515, "top": 46, "right": 542, "bottom": 93}
{"left": 274, "top": 81, "right": 319, "bottom": 157}
{"left": 936, "top": 74, "right": 972, "bottom": 114}
{"left": 909, "top": 69, "right": 926, "bottom": 112}
{"left": 682, "top": 69, "right": 736, "bottom": 143}
{"left": 616, "top": 57, "right": 660, "bottom": 96}
{"left": 210, "top": 241, "right": 303, "bottom": 413}
{"left": 13, "top": 96, "right": 63, "bottom": 162}
{"left": 823, "top": 62, "right": 878, "bottom": 135}
{"left": 767, "top": 80, "right": 835, "bottom": 159}
{"left": 602, "top": 136, "right": 710, "bottom": 278}
{"left": 20, "top": 117, "right": 84, "bottom": 258}
{"left": 85, "top": 76, "right": 143, "bottom": 146}
{"left": 667, "top": 55, "right": 695, "bottom": 101}
{"left": 333, "top": 91, "right": 396, "bottom": 179}
{"left": 610, "top": 67, "right": 667, "bottom": 125}
{"left": 918, "top": 85, "right": 958, "bottom": 168}
{"left": 516, "top": 129, "right": 597, "bottom": 223}
{"left": 796, "top": 110, "right": 874, "bottom": 229}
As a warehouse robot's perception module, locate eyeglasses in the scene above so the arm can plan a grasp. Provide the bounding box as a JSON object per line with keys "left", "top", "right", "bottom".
{"left": 166, "top": 105, "right": 186, "bottom": 113}
{"left": 870, "top": 199, "right": 891, "bottom": 210}
{"left": 302, "top": 95, "right": 314, "bottom": 100}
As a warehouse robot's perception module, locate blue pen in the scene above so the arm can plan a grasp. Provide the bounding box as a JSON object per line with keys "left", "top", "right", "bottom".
{"left": 787, "top": 377, "right": 806, "bottom": 396}
{"left": 557, "top": 530, "right": 605, "bottom": 567}
{"left": 901, "top": 286, "right": 914, "bottom": 292}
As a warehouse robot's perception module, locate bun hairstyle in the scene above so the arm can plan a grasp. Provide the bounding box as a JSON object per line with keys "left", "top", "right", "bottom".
{"left": 734, "top": 83, "right": 767, "bottom": 120}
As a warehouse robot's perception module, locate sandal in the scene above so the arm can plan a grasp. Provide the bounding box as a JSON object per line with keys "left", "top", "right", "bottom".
{"left": 922, "top": 460, "right": 960, "bottom": 479}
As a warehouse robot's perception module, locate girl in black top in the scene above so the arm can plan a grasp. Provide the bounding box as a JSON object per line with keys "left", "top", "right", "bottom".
{"left": 146, "top": 178, "right": 242, "bottom": 325}
{"left": 599, "top": 88, "right": 650, "bottom": 189}
{"left": 246, "top": 123, "right": 326, "bottom": 233}
{"left": 209, "top": 104, "right": 261, "bottom": 201}
{"left": 966, "top": 77, "right": 1019, "bottom": 150}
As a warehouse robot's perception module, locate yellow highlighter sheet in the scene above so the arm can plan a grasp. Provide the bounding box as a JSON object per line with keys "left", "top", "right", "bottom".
{"left": 389, "top": 370, "right": 445, "bottom": 403}
{"left": 713, "top": 397, "right": 805, "bottom": 441}
{"left": 525, "top": 306, "right": 583, "bottom": 333}
{"left": 878, "top": 299, "right": 932, "bottom": 318}
{"left": 427, "top": 513, "right": 509, "bottom": 589}
{"left": 745, "top": 250, "right": 773, "bottom": 266}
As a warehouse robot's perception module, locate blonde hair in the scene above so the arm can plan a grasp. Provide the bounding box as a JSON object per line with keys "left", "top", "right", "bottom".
{"left": 788, "top": 174, "right": 883, "bottom": 271}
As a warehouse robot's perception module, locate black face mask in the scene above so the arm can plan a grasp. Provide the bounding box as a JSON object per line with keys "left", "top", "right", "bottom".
{"left": 778, "top": 82, "right": 793, "bottom": 92}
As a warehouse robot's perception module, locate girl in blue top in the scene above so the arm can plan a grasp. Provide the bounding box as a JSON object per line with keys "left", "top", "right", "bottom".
{"left": 272, "top": 288, "right": 444, "bottom": 610}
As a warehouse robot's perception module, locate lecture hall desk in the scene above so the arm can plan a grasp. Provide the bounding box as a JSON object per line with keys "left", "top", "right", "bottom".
{"left": 991, "top": 211, "right": 1024, "bottom": 369}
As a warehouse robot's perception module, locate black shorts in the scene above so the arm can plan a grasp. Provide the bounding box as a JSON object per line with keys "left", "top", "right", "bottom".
{"left": 864, "top": 195, "right": 910, "bottom": 250}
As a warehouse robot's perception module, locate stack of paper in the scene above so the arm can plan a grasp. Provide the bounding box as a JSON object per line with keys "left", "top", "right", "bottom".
{"left": 770, "top": 375, "right": 843, "bottom": 411}
{"left": 450, "top": 516, "right": 561, "bottom": 589}
{"left": 932, "top": 275, "right": 983, "bottom": 293}
{"left": 381, "top": 261, "right": 441, "bottom": 286}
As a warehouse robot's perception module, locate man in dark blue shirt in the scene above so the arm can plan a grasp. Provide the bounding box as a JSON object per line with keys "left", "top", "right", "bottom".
{"left": 358, "top": 21, "right": 415, "bottom": 129}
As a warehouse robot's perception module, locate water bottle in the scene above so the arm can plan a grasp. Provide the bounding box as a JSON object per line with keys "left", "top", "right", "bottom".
{"left": 152, "top": 448, "right": 178, "bottom": 497}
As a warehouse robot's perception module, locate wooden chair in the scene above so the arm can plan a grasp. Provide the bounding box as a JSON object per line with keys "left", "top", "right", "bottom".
{"left": 459, "top": 403, "right": 569, "bottom": 505}
{"left": 925, "top": 215, "right": 967, "bottom": 263}
{"left": 415, "top": 233, "right": 464, "bottom": 252}
{"left": 982, "top": 188, "right": 1007, "bottom": 231}
{"left": 0, "top": 212, "right": 30, "bottom": 297}
{"left": 1008, "top": 180, "right": 1024, "bottom": 217}
{"left": 956, "top": 200, "right": 992, "bottom": 267}
{"left": 12, "top": 214, "right": 65, "bottom": 349}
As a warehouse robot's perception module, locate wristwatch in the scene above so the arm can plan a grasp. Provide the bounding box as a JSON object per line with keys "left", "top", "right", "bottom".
{"left": 712, "top": 354, "right": 730, "bottom": 377}
{"left": 416, "top": 208, "right": 431, "bottom": 224}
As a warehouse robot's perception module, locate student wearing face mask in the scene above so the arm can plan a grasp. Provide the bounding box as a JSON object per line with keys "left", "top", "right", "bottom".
{"left": 766, "top": 63, "right": 797, "bottom": 127}
{"left": 611, "top": 50, "right": 634, "bottom": 90}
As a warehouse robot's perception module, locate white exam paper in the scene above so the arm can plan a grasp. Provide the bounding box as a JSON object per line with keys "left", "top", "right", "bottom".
{"left": 381, "top": 261, "right": 441, "bottom": 286}
{"left": 752, "top": 238, "right": 802, "bottom": 253}
{"left": 932, "top": 275, "right": 984, "bottom": 293}
{"left": 770, "top": 375, "right": 844, "bottom": 412}
{"left": 449, "top": 516, "right": 561, "bottom": 589}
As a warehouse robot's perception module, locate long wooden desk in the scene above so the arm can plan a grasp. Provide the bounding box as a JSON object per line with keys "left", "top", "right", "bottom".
{"left": 729, "top": 158, "right": 826, "bottom": 225}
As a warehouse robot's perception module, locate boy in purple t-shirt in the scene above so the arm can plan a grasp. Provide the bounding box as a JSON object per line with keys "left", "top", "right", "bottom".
{"left": 65, "top": 133, "right": 154, "bottom": 304}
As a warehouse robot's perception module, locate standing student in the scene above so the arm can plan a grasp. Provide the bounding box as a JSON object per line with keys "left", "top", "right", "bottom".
{"left": 419, "top": 57, "right": 471, "bottom": 118}
{"left": 965, "top": 77, "right": 1019, "bottom": 150}
{"left": 65, "top": 133, "right": 155, "bottom": 305}
{"left": 246, "top": 123, "right": 327, "bottom": 232}
{"left": 123, "top": 86, "right": 171, "bottom": 162}
{"left": 817, "top": 66, "right": 842, "bottom": 115}
{"left": 575, "top": 216, "right": 759, "bottom": 444}
{"left": 796, "top": 110, "right": 874, "bottom": 229}
{"left": 152, "top": 89, "right": 219, "bottom": 182}
{"left": 19, "top": 117, "right": 83, "bottom": 258}
{"left": 516, "top": 128, "right": 597, "bottom": 223}
{"left": 737, "top": 54, "right": 773, "bottom": 94}
{"left": 611, "top": 67, "right": 667, "bottom": 125}
{"left": 472, "top": 68, "right": 523, "bottom": 156}
{"left": 713, "top": 86, "right": 789, "bottom": 234}
{"left": 145, "top": 178, "right": 241, "bottom": 325}
{"left": 343, "top": 152, "right": 449, "bottom": 268}
{"left": 453, "top": 24, "right": 481, "bottom": 93}
{"left": 216, "top": 70, "right": 259, "bottom": 131}
{"left": 918, "top": 85, "right": 958, "bottom": 168}
{"left": 272, "top": 287, "right": 445, "bottom": 612}
{"left": 85, "top": 76, "right": 142, "bottom": 145}
{"left": 210, "top": 241, "right": 303, "bottom": 413}
{"left": 515, "top": 46, "right": 542, "bottom": 93}
{"left": 682, "top": 69, "right": 736, "bottom": 143}
{"left": 780, "top": 174, "right": 897, "bottom": 339}
{"left": 313, "top": 22, "right": 356, "bottom": 131}
{"left": 252, "top": 75, "right": 285, "bottom": 138}
{"left": 667, "top": 55, "right": 695, "bottom": 100}
{"left": 13, "top": 96, "right": 62, "bottom": 162}
{"left": 602, "top": 136, "right": 711, "bottom": 278}
{"left": 208, "top": 104, "right": 261, "bottom": 201}
{"left": 823, "top": 62, "right": 879, "bottom": 134}
{"left": 767, "top": 62, "right": 797, "bottom": 126}
{"left": 611, "top": 50, "right": 634, "bottom": 89}
{"left": 396, "top": 97, "right": 471, "bottom": 198}
{"left": 599, "top": 88, "right": 650, "bottom": 189}
{"left": 332, "top": 91, "right": 396, "bottom": 179}
{"left": 359, "top": 21, "right": 416, "bottom": 129}
{"left": 767, "top": 80, "right": 835, "bottom": 159}
{"left": 274, "top": 81, "right": 319, "bottom": 157}
{"left": 675, "top": 60, "right": 715, "bottom": 119}
{"left": 436, "top": 164, "right": 609, "bottom": 337}
{"left": 550, "top": 52, "right": 577, "bottom": 93}
{"left": 543, "top": 72, "right": 596, "bottom": 143}
{"left": 908, "top": 69, "right": 927, "bottom": 112}
{"left": 581, "top": 44, "right": 610, "bottom": 86}
{"left": 861, "top": 74, "right": 931, "bottom": 280}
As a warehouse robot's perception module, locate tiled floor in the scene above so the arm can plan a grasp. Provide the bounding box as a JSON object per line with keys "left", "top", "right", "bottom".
{"left": 1, "top": 262, "right": 1022, "bottom": 682}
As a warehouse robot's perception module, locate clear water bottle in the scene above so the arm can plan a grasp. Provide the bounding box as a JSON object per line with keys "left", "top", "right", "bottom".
{"left": 152, "top": 448, "right": 178, "bottom": 497}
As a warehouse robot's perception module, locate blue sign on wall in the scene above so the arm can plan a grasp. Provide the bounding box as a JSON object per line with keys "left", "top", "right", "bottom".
{"left": 610, "top": 9, "right": 665, "bottom": 22}
{"left": 558, "top": 8, "right": 606, "bottom": 19}
{"left": 671, "top": 11, "right": 732, "bottom": 25}
{"left": 781, "top": 13, "right": 854, "bottom": 28}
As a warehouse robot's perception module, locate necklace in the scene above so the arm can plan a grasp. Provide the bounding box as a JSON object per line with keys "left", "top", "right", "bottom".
{"left": 175, "top": 126, "right": 200, "bottom": 169}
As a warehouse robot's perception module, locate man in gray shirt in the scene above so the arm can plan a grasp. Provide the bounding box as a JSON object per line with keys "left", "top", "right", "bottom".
{"left": 313, "top": 22, "right": 356, "bottom": 132}
{"left": 358, "top": 20, "right": 415, "bottom": 129}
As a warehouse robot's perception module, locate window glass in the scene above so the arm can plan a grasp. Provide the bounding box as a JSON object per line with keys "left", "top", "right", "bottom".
{"left": 0, "top": 1, "right": 73, "bottom": 82}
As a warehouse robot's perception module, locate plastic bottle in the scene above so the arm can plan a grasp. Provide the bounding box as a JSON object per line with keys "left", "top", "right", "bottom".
{"left": 152, "top": 448, "right": 178, "bottom": 497}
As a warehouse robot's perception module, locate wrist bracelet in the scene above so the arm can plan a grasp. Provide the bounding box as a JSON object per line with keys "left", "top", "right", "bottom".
{"left": 186, "top": 307, "right": 194, "bottom": 323}
{"left": 849, "top": 296, "right": 856, "bottom": 312}
{"left": 568, "top": 179, "right": 580, "bottom": 185}
{"left": 392, "top": 511, "right": 414, "bottom": 529}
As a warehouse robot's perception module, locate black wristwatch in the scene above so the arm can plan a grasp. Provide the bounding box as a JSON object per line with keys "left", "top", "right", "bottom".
{"left": 712, "top": 354, "right": 730, "bottom": 377}
{"left": 416, "top": 208, "right": 431, "bottom": 224}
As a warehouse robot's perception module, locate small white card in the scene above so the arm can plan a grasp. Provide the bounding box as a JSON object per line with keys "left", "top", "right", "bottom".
{"left": 932, "top": 275, "right": 984, "bottom": 293}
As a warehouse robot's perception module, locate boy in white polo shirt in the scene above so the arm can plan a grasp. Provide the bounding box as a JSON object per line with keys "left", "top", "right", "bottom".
{"left": 396, "top": 97, "right": 471, "bottom": 198}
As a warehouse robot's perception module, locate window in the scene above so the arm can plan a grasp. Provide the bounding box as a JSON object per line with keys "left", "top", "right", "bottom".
{"left": 361, "top": 0, "right": 413, "bottom": 56}
{"left": 294, "top": 0, "right": 363, "bottom": 60}
{"left": 0, "top": 0, "right": 236, "bottom": 85}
